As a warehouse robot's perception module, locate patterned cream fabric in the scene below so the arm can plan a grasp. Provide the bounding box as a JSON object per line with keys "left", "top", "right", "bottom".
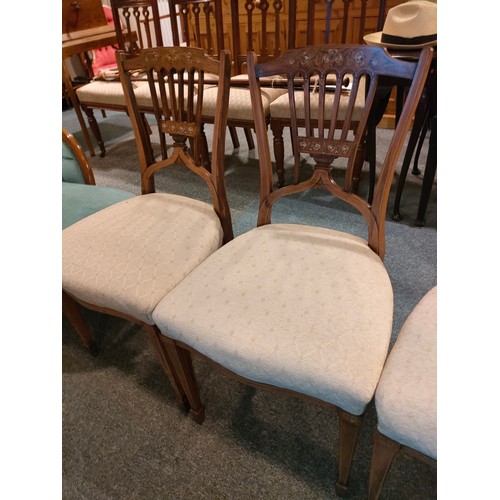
{"left": 76, "top": 81, "right": 190, "bottom": 109}
{"left": 63, "top": 193, "right": 224, "bottom": 325}
{"left": 76, "top": 81, "right": 149, "bottom": 106}
{"left": 375, "top": 286, "right": 437, "bottom": 459}
{"left": 201, "top": 86, "right": 286, "bottom": 121}
{"left": 153, "top": 224, "right": 393, "bottom": 415}
{"left": 270, "top": 77, "right": 365, "bottom": 121}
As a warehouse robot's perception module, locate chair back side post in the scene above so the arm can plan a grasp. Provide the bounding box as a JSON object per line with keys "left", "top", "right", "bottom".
{"left": 117, "top": 46, "right": 234, "bottom": 241}
{"left": 247, "top": 45, "right": 432, "bottom": 259}
{"left": 111, "top": 0, "right": 164, "bottom": 54}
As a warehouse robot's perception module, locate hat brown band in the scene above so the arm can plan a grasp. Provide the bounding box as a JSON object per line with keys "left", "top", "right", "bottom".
{"left": 381, "top": 33, "right": 437, "bottom": 46}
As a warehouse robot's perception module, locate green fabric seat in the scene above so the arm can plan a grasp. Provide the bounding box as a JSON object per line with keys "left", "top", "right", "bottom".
{"left": 62, "top": 136, "right": 134, "bottom": 229}
{"left": 62, "top": 182, "right": 134, "bottom": 229}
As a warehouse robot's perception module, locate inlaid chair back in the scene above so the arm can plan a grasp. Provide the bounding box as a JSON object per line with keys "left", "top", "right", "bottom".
{"left": 168, "top": 0, "right": 224, "bottom": 58}
{"left": 249, "top": 45, "right": 433, "bottom": 258}
{"left": 117, "top": 46, "right": 233, "bottom": 240}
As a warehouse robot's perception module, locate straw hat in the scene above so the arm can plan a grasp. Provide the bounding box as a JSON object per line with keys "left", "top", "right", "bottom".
{"left": 364, "top": 1, "right": 437, "bottom": 50}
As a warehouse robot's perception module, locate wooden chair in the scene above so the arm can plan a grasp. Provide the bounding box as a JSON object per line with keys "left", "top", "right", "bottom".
{"left": 168, "top": 0, "right": 242, "bottom": 150}
{"left": 74, "top": 0, "right": 164, "bottom": 157}
{"left": 151, "top": 45, "right": 432, "bottom": 494}
{"left": 169, "top": 0, "right": 286, "bottom": 154}
{"left": 368, "top": 286, "right": 437, "bottom": 499}
{"left": 62, "top": 46, "right": 233, "bottom": 421}
{"left": 269, "top": 0, "right": 377, "bottom": 188}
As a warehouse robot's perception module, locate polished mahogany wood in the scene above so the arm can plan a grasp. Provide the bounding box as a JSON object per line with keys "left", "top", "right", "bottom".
{"left": 62, "top": 0, "right": 107, "bottom": 34}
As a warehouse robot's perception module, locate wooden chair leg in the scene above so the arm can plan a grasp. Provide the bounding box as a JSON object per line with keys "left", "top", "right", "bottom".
{"left": 228, "top": 126, "right": 240, "bottom": 149}
{"left": 81, "top": 104, "right": 106, "bottom": 157}
{"left": 243, "top": 127, "right": 255, "bottom": 150}
{"left": 271, "top": 122, "right": 286, "bottom": 187}
{"left": 392, "top": 93, "right": 428, "bottom": 221}
{"left": 335, "top": 409, "right": 363, "bottom": 497}
{"left": 368, "top": 429, "right": 401, "bottom": 500}
{"left": 62, "top": 290, "right": 98, "bottom": 356}
{"left": 414, "top": 115, "right": 437, "bottom": 227}
{"left": 365, "top": 119, "right": 377, "bottom": 204}
{"left": 143, "top": 325, "right": 190, "bottom": 412}
{"left": 200, "top": 123, "right": 211, "bottom": 169}
{"left": 160, "top": 337, "right": 206, "bottom": 424}
{"left": 351, "top": 139, "right": 367, "bottom": 196}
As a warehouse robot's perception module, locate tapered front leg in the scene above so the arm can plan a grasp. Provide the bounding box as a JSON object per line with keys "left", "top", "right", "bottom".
{"left": 81, "top": 105, "right": 106, "bottom": 157}
{"left": 335, "top": 409, "right": 363, "bottom": 496}
{"left": 271, "top": 121, "right": 285, "bottom": 187}
{"left": 143, "top": 325, "right": 190, "bottom": 412}
{"left": 161, "top": 337, "right": 206, "bottom": 424}
{"left": 62, "top": 290, "right": 98, "bottom": 356}
{"left": 368, "top": 429, "right": 401, "bottom": 500}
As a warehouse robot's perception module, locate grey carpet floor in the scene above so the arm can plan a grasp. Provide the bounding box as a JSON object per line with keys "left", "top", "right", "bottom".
{"left": 62, "top": 108, "right": 437, "bottom": 499}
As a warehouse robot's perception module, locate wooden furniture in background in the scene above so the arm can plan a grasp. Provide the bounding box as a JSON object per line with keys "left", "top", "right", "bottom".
{"left": 168, "top": 0, "right": 245, "bottom": 150}
{"left": 62, "top": 0, "right": 116, "bottom": 156}
{"left": 63, "top": 0, "right": 107, "bottom": 34}
{"left": 391, "top": 53, "right": 437, "bottom": 226}
{"left": 74, "top": 0, "right": 160, "bottom": 156}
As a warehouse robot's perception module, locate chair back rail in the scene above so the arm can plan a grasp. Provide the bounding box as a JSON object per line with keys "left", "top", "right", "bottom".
{"left": 248, "top": 44, "right": 432, "bottom": 258}
{"left": 117, "top": 46, "right": 233, "bottom": 241}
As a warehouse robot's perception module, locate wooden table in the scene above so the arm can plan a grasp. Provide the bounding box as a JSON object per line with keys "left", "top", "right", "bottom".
{"left": 62, "top": 26, "right": 136, "bottom": 156}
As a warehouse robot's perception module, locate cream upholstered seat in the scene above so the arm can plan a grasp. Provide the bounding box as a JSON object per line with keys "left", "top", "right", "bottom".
{"left": 76, "top": 80, "right": 149, "bottom": 107}
{"left": 202, "top": 86, "right": 286, "bottom": 123}
{"left": 63, "top": 46, "right": 233, "bottom": 420}
{"left": 63, "top": 194, "right": 224, "bottom": 325}
{"left": 368, "top": 286, "right": 437, "bottom": 499}
{"left": 151, "top": 45, "right": 433, "bottom": 495}
{"left": 153, "top": 223, "right": 393, "bottom": 414}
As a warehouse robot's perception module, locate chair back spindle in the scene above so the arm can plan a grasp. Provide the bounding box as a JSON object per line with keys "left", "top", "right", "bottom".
{"left": 169, "top": 0, "right": 225, "bottom": 58}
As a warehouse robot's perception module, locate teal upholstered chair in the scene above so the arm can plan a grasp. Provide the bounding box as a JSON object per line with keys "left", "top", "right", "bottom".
{"left": 368, "top": 286, "right": 437, "bottom": 499}
{"left": 62, "top": 128, "right": 134, "bottom": 229}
